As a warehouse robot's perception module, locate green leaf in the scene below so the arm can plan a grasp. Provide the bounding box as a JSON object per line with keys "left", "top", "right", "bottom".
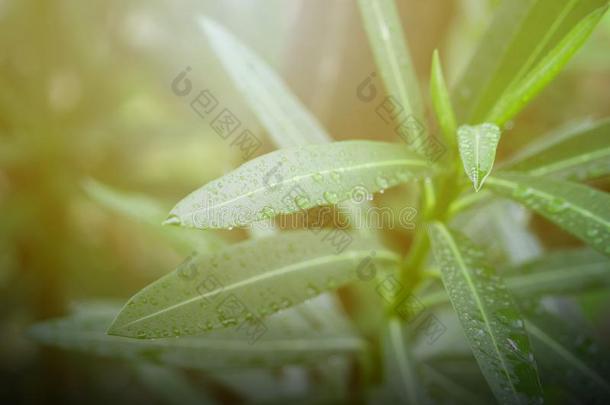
{"left": 108, "top": 231, "right": 399, "bottom": 338}
{"left": 357, "top": 0, "right": 422, "bottom": 120}
{"left": 506, "top": 248, "right": 610, "bottom": 296}
{"left": 457, "top": 123, "right": 502, "bottom": 192}
{"left": 487, "top": 172, "right": 610, "bottom": 256}
{"left": 199, "top": 18, "right": 381, "bottom": 241}
{"left": 420, "top": 248, "right": 610, "bottom": 309}
{"left": 428, "top": 223, "right": 543, "bottom": 404}
{"left": 83, "top": 179, "right": 223, "bottom": 253}
{"left": 133, "top": 364, "right": 216, "bottom": 405}
{"left": 29, "top": 301, "right": 365, "bottom": 371}
{"left": 454, "top": 0, "right": 609, "bottom": 123}
{"left": 165, "top": 141, "right": 432, "bottom": 229}
{"left": 430, "top": 50, "right": 458, "bottom": 148}
{"left": 525, "top": 309, "right": 610, "bottom": 401}
{"left": 200, "top": 18, "right": 376, "bottom": 239}
{"left": 381, "top": 319, "right": 430, "bottom": 404}
{"left": 421, "top": 363, "right": 490, "bottom": 405}
{"left": 487, "top": 6, "right": 608, "bottom": 126}
{"left": 199, "top": 18, "right": 331, "bottom": 147}
{"left": 504, "top": 118, "right": 610, "bottom": 181}
{"left": 83, "top": 178, "right": 167, "bottom": 224}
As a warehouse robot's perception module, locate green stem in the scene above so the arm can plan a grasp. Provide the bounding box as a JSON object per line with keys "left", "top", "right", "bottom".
{"left": 400, "top": 164, "right": 462, "bottom": 290}
{"left": 400, "top": 230, "right": 429, "bottom": 288}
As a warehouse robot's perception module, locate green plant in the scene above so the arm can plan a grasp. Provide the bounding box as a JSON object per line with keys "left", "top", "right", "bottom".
{"left": 30, "top": 1, "right": 610, "bottom": 403}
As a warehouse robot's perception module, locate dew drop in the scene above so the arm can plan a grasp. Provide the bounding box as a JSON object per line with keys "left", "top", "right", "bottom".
{"left": 512, "top": 319, "right": 524, "bottom": 329}
{"left": 295, "top": 195, "right": 311, "bottom": 209}
{"left": 513, "top": 186, "right": 532, "bottom": 199}
{"left": 586, "top": 228, "right": 599, "bottom": 237}
{"left": 221, "top": 318, "right": 238, "bottom": 327}
{"left": 306, "top": 284, "right": 319, "bottom": 297}
{"left": 261, "top": 206, "right": 275, "bottom": 219}
{"left": 546, "top": 197, "right": 567, "bottom": 214}
{"left": 396, "top": 169, "right": 412, "bottom": 182}
{"left": 376, "top": 175, "right": 389, "bottom": 189}
{"left": 323, "top": 191, "right": 339, "bottom": 204}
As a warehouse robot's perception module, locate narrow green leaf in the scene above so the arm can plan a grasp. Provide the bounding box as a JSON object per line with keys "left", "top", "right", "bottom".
{"left": 526, "top": 310, "right": 610, "bottom": 401}
{"left": 420, "top": 248, "right": 610, "bottom": 309}
{"left": 199, "top": 18, "right": 380, "bottom": 241}
{"left": 381, "top": 319, "right": 430, "bottom": 404}
{"left": 165, "top": 141, "right": 432, "bottom": 229}
{"left": 421, "top": 363, "right": 489, "bottom": 405}
{"left": 457, "top": 123, "right": 502, "bottom": 192}
{"left": 490, "top": 201, "right": 543, "bottom": 265}
{"left": 133, "top": 365, "right": 216, "bottom": 405}
{"left": 83, "top": 179, "right": 223, "bottom": 252}
{"left": 108, "top": 231, "right": 399, "bottom": 338}
{"left": 504, "top": 118, "right": 610, "bottom": 181}
{"left": 199, "top": 18, "right": 331, "bottom": 147}
{"left": 447, "top": 190, "right": 493, "bottom": 217}
{"left": 29, "top": 301, "right": 365, "bottom": 370}
{"left": 506, "top": 248, "right": 610, "bottom": 296}
{"left": 430, "top": 50, "right": 457, "bottom": 148}
{"left": 357, "top": 0, "right": 422, "bottom": 120}
{"left": 428, "top": 223, "right": 543, "bottom": 404}
{"left": 487, "top": 172, "right": 610, "bottom": 256}
{"left": 423, "top": 354, "right": 499, "bottom": 397}
{"left": 83, "top": 178, "right": 167, "bottom": 224}
{"left": 454, "top": 0, "right": 608, "bottom": 123}
{"left": 487, "top": 6, "right": 608, "bottom": 126}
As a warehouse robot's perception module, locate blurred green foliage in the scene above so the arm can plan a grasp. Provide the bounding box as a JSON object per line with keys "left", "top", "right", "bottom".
{"left": 1, "top": 0, "right": 609, "bottom": 403}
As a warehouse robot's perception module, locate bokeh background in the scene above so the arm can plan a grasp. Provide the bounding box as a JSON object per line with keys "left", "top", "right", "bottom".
{"left": 1, "top": 0, "right": 609, "bottom": 403}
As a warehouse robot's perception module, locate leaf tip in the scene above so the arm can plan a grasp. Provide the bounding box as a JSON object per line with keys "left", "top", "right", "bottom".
{"left": 457, "top": 123, "right": 501, "bottom": 193}
{"left": 105, "top": 302, "right": 141, "bottom": 339}
{"left": 163, "top": 214, "right": 181, "bottom": 226}
{"left": 431, "top": 49, "right": 440, "bottom": 68}
{"left": 105, "top": 317, "right": 134, "bottom": 339}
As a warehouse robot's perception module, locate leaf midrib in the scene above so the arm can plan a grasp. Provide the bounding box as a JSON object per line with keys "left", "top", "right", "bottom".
{"left": 389, "top": 319, "right": 418, "bottom": 404}
{"left": 488, "top": 176, "right": 610, "bottom": 228}
{"left": 180, "top": 158, "right": 429, "bottom": 217}
{"left": 499, "top": 0, "right": 578, "bottom": 101}
{"left": 435, "top": 224, "right": 520, "bottom": 401}
{"left": 370, "top": 0, "right": 413, "bottom": 117}
{"left": 205, "top": 20, "right": 310, "bottom": 145}
{"left": 525, "top": 320, "right": 610, "bottom": 393}
{"left": 113, "top": 249, "right": 399, "bottom": 330}
{"left": 528, "top": 145, "right": 610, "bottom": 176}
{"left": 508, "top": 262, "right": 609, "bottom": 290}
{"left": 225, "top": 42, "right": 322, "bottom": 145}
{"left": 464, "top": 0, "right": 537, "bottom": 121}
{"left": 419, "top": 260, "right": 609, "bottom": 308}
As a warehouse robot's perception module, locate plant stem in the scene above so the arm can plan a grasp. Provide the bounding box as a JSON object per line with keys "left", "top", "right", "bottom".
{"left": 401, "top": 162, "right": 463, "bottom": 289}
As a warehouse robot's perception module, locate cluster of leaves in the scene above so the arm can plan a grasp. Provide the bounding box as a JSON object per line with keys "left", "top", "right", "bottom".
{"left": 30, "top": 0, "right": 610, "bottom": 403}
